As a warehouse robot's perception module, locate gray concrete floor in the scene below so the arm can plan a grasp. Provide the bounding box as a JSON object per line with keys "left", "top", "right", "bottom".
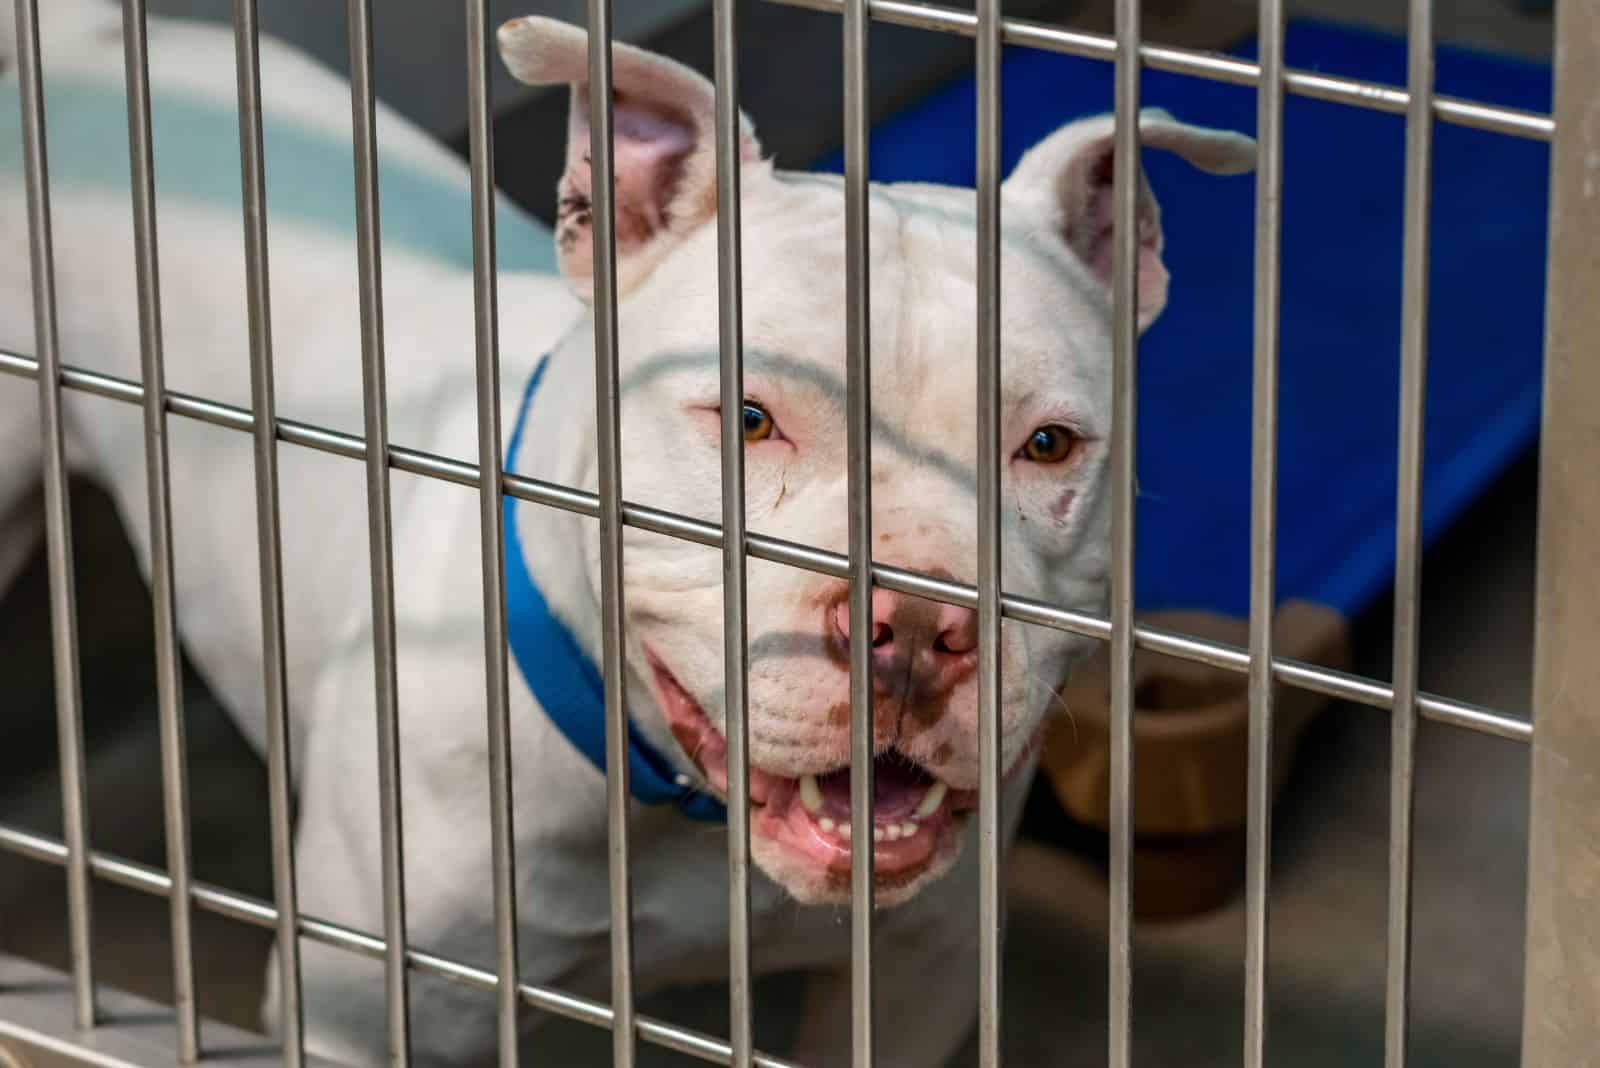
{"left": 0, "top": 0, "right": 1552, "bottom": 1064}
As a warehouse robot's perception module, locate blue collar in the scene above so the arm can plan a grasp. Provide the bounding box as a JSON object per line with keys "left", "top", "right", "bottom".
{"left": 503, "top": 355, "right": 727, "bottom": 823}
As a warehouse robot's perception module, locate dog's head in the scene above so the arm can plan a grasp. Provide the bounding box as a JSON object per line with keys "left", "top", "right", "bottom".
{"left": 499, "top": 17, "right": 1253, "bottom": 906}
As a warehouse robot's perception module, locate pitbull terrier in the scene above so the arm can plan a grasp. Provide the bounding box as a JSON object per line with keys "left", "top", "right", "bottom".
{"left": 0, "top": 3, "right": 1253, "bottom": 1063}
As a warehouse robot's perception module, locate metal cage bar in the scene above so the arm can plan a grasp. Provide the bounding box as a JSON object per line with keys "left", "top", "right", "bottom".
{"left": 1107, "top": 0, "right": 1142, "bottom": 1063}
{"left": 974, "top": 0, "right": 1004, "bottom": 1063}
{"left": 346, "top": 1, "right": 414, "bottom": 1060}
{"left": 1243, "top": 0, "right": 1284, "bottom": 1063}
{"left": 765, "top": 0, "right": 1552, "bottom": 140}
{"left": 0, "top": 347, "right": 1532, "bottom": 748}
{"left": 119, "top": 0, "right": 199, "bottom": 1058}
{"left": 841, "top": 0, "right": 876, "bottom": 1064}
{"left": 464, "top": 1, "right": 522, "bottom": 1064}
{"left": 1520, "top": 1, "right": 1600, "bottom": 1061}
{"left": 1385, "top": 2, "right": 1435, "bottom": 1064}
{"left": 710, "top": 0, "right": 755, "bottom": 1062}
{"left": 230, "top": 0, "right": 305, "bottom": 1060}
{"left": 12, "top": 0, "right": 97, "bottom": 1032}
{"left": 581, "top": 3, "right": 639, "bottom": 1064}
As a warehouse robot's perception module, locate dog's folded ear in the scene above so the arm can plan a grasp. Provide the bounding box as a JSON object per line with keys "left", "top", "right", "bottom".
{"left": 1003, "top": 108, "right": 1255, "bottom": 330}
{"left": 498, "top": 16, "right": 763, "bottom": 300}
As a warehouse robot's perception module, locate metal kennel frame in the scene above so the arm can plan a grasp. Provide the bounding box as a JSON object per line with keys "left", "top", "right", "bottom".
{"left": 0, "top": 0, "right": 1595, "bottom": 1064}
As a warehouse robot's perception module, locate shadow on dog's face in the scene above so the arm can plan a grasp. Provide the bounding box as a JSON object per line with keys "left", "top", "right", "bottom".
{"left": 499, "top": 16, "right": 1254, "bottom": 906}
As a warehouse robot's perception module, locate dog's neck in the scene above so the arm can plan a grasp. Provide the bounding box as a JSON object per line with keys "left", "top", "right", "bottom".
{"left": 503, "top": 318, "right": 707, "bottom": 809}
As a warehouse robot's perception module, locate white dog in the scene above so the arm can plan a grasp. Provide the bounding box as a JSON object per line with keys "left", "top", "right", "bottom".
{"left": 0, "top": 4, "right": 1253, "bottom": 1063}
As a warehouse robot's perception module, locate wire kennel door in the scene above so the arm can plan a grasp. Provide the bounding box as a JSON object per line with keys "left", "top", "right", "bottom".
{"left": 1, "top": 0, "right": 1595, "bottom": 1065}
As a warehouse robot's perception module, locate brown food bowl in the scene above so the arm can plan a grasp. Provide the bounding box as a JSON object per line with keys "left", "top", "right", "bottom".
{"left": 1039, "top": 600, "right": 1351, "bottom": 920}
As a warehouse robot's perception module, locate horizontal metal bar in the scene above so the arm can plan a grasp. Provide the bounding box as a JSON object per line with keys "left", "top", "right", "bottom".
{"left": 763, "top": 0, "right": 1553, "bottom": 141}
{"left": 0, "top": 346, "right": 1531, "bottom": 743}
{"left": 0, "top": 823, "right": 803, "bottom": 1068}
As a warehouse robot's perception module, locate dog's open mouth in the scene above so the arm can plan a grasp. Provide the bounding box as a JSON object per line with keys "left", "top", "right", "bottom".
{"left": 646, "top": 651, "right": 978, "bottom": 887}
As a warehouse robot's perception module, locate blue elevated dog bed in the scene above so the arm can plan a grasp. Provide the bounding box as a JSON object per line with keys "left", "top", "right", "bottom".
{"left": 815, "top": 21, "right": 1550, "bottom": 623}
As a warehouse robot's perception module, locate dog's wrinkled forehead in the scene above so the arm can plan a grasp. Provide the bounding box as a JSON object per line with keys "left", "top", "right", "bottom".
{"left": 617, "top": 171, "right": 1109, "bottom": 422}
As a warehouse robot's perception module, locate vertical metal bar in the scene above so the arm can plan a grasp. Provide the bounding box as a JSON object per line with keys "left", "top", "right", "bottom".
{"left": 974, "top": 0, "right": 1003, "bottom": 1064}
{"left": 583, "top": 3, "right": 636, "bottom": 1064}
{"left": 346, "top": 2, "right": 411, "bottom": 1062}
{"left": 841, "top": 0, "right": 875, "bottom": 1065}
{"left": 1243, "top": 0, "right": 1283, "bottom": 1063}
{"left": 464, "top": 2, "right": 520, "bottom": 1064}
{"left": 710, "top": 2, "right": 753, "bottom": 1065}
{"left": 1107, "top": 0, "right": 1142, "bottom": 1063}
{"left": 1521, "top": 1, "right": 1600, "bottom": 1062}
{"left": 121, "top": 0, "right": 197, "bottom": 1058}
{"left": 232, "top": 0, "right": 304, "bottom": 1061}
{"left": 1386, "top": 1, "right": 1433, "bottom": 1065}
{"left": 13, "top": 0, "right": 96, "bottom": 1030}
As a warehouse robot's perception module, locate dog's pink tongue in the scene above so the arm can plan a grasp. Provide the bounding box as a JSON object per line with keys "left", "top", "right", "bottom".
{"left": 816, "top": 757, "right": 930, "bottom": 822}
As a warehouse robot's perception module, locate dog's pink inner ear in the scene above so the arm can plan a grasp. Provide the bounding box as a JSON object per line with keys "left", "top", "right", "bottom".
{"left": 556, "top": 90, "right": 699, "bottom": 294}
{"left": 1059, "top": 143, "right": 1168, "bottom": 327}
{"left": 1005, "top": 109, "right": 1253, "bottom": 328}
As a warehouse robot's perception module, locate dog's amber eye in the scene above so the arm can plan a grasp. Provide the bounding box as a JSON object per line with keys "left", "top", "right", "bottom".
{"left": 1021, "top": 424, "right": 1077, "bottom": 464}
{"left": 742, "top": 402, "right": 775, "bottom": 443}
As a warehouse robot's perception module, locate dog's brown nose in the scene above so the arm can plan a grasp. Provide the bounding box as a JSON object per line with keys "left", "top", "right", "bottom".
{"left": 831, "top": 588, "right": 977, "bottom": 698}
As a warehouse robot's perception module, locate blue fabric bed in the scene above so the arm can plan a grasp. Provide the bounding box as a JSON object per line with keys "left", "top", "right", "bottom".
{"left": 814, "top": 21, "right": 1550, "bottom": 620}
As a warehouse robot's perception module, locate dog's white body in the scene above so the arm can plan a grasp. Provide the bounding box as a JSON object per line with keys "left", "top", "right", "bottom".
{"left": 1, "top": 4, "right": 1252, "bottom": 1063}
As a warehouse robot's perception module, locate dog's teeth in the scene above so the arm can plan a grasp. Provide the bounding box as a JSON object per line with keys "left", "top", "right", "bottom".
{"left": 799, "top": 774, "right": 823, "bottom": 814}
{"left": 884, "top": 824, "right": 901, "bottom": 841}
{"left": 900, "top": 821, "right": 918, "bottom": 839}
{"left": 840, "top": 823, "right": 851, "bottom": 840}
{"left": 913, "top": 781, "right": 948, "bottom": 820}
{"left": 819, "top": 817, "right": 836, "bottom": 833}
{"left": 873, "top": 826, "right": 886, "bottom": 843}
